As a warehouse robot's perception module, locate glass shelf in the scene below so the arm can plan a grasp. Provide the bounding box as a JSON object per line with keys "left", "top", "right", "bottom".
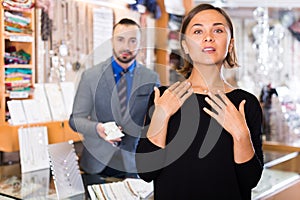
{"left": 251, "top": 150, "right": 300, "bottom": 199}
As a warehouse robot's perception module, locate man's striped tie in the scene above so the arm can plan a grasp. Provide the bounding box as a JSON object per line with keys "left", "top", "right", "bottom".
{"left": 118, "top": 69, "right": 128, "bottom": 117}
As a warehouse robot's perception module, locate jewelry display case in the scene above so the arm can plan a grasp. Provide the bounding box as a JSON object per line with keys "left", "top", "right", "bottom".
{"left": 0, "top": 150, "right": 299, "bottom": 199}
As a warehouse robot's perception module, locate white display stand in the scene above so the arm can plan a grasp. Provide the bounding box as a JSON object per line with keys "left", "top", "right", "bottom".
{"left": 48, "top": 141, "right": 85, "bottom": 199}
{"left": 18, "top": 126, "right": 50, "bottom": 173}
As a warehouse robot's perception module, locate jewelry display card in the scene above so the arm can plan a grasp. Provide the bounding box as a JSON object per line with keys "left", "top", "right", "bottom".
{"left": 18, "top": 126, "right": 50, "bottom": 173}
{"left": 8, "top": 83, "right": 74, "bottom": 125}
{"left": 22, "top": 99, "right": 45, "bottom": 124}
{"left": 102, "top": 121, "right": 125, "bottom": 140}
{"left": 33, "top": 83, "right": 52, "bottom": 122}
{"left": 88, "top": 178, "right": 154, "bottom": 200}
{"left": 60, "top": 82, "right": 75, "bottom": 117}
{"left": 48, "top": 141, "right": 85, "bottom": 199}
{"left": 21, "top": 168, "right": 50, "bottom": 199}
{"left": 44, "top": 83, "right": 67, "bottom": 121}
{"left": 7, "top": 100, "right": 27, "bottom": 125}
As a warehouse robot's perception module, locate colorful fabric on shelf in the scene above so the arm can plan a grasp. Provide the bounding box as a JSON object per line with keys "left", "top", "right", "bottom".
{"left": 4, "top": 11, "right": 33, "bottom": 34}
{"left": 5, "top": 72, "right": 32, "bottom": 92}
{"left": 4, "top": 11, "right": 31, "bottom": 26}
{"left": 4, "top": 25, "right": 33, "bottom": 34}
{"left": 5, "top": 72, "right": 32, "bottom": 78}
{"left": 5, "top": 77, "right": 31, "bottom": 82}
{"left": 4, "top": 49, "right": 31, "bottom": 65}
{"left": 5, "top": 68, "right": 32, "bottom": 75}
{"left": 2, "top": 0, "right": 34, "bottom": 10}
{"left": 5, "top": 25, "right": 22, "bottom": 33}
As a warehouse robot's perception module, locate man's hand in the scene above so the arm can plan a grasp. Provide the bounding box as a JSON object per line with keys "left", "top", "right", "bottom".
{"left": 97, "top": 122, "right": 122, "bottom": 145}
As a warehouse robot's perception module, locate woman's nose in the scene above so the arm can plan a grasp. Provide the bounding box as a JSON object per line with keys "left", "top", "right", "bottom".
{"left": 204, "top": 34, "right": 214, "bottom": 42}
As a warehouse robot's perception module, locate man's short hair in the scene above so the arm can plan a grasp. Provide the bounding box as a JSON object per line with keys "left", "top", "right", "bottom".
{"left": 113, "top": 18, "right": 141, "bottom": 31}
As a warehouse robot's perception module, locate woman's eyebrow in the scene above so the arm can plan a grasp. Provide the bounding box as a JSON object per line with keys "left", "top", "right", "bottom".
{"left": 191, "top": 23, "right": 203, "bottom": 27}
{"left": 213, "top": 22, "right": 225, "bottom": 26}
{"left": 191, "top": 22, "right": 225, "bottom": 27}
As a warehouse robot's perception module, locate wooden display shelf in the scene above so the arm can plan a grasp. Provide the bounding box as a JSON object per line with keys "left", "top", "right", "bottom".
{"left": 0, "top": 2, "right": 36, "bottom": 125}
{"left": 0, "top": 121, "right": 83, "bottom": 152}
{"left": 263, "top": 140, "right": 300, "bottom": 152}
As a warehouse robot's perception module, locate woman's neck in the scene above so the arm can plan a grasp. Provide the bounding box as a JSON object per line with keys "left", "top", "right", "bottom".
{"left": 188, "top": 66, "right": 232, "bottom": 94}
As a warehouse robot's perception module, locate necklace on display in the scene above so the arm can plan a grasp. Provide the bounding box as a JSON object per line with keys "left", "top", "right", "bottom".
{"left": 58, "top": 0, "right": 68, "bottom": 57}
{"left": 72, "top": 2, "right": 81, "bottom": 71}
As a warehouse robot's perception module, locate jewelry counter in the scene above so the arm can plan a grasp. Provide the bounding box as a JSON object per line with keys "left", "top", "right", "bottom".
{"left": 252, "top": 150, "right": 300, "bottom": 199}
{"left": 0, "top": 150, "right": 299, "bottom": 199}
{"left": 0, "top": 164, "right": 85, "bottom": 199}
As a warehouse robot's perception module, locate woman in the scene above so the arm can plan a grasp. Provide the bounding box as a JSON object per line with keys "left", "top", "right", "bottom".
{"left": 136, "top": 3, "right": 263, "bottom": 200}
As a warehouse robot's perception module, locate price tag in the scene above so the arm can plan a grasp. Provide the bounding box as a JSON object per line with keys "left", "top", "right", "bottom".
{"left": 9, "top": 35, "right": 34, "bottom": 42}
{"left": 9, "top": 91, "right": 29, "bottom": 99}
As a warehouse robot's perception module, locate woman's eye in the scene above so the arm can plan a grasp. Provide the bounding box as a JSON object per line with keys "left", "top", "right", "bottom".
{"left": 214, "top": 29, "right": 224, "bottom": 33}
{"left": 194, "top": 30, "right": 202, "bottom": 34}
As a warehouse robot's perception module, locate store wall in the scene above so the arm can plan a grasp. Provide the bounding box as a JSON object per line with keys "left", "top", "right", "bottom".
{"left": 35, "top": 1, "right": 300, "bottom": 99}
{"left": 36, "top": 0, "right": 143, "bottom": 84}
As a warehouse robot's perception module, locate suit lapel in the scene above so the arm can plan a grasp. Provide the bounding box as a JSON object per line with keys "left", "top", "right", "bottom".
{"left": 131, "top": 64, "right": 141, "bottom": 99}
{"left": 101, "top": 59, "right": 123, "bottom": 122}
{"left": 102, "top": 59, "right": 115, "bottom": 94}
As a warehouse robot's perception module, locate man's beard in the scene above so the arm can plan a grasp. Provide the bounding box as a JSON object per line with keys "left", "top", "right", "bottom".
{"left": 113, "top": 50, "right": 137, "bottom": 64}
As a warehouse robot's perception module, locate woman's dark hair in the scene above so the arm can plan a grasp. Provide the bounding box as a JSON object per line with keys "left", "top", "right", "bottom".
{"left": 178, "top": 4, "right": 238, "bottom": 78}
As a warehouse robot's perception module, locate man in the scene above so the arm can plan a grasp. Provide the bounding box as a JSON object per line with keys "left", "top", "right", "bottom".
{"left": 259, "top": 83, "right": 278, "bottom": 140}
{"left": 69, "top": 18, "right": 160, "bottom": 185}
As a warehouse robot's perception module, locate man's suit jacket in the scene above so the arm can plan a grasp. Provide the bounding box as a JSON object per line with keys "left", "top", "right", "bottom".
{"left": 69, "top": 57, "right": 160, "bottom": 174}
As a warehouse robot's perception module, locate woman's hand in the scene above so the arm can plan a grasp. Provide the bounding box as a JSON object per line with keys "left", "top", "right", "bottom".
{"left": 146, "top": 81, "right": 193, "bottom": 147}
{"left": 154, "top": 81, "right": 193, "bottom": 119}
{"left": 203, "top": 90, "right": 249, "bottom": 139}
{"left": 203, "top": 90, "right": 256, "bottom": 163}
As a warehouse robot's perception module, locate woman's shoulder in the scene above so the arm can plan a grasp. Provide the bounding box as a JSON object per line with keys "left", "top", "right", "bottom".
{"left": 229, "top": 89, "right": 261, "bottom": 107}
{"left": 230, "top": 88, "right": 258, "bottom": 98}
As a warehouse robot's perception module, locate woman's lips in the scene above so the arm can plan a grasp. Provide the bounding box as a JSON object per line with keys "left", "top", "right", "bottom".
{"left": 202, "top": 47, "right": 216, "bottom": 53}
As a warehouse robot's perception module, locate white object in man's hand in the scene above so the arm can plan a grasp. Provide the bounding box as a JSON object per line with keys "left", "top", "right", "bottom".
{"left": 102, "top": 121, "right": 125, "bottom": 140}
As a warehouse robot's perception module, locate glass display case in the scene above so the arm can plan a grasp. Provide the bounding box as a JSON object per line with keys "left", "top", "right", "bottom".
{"left": 0, "top": 150, "right": 300, "bottom": 199}
{"left": 252, "top": 151, "right": 300, "bottom": 199}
